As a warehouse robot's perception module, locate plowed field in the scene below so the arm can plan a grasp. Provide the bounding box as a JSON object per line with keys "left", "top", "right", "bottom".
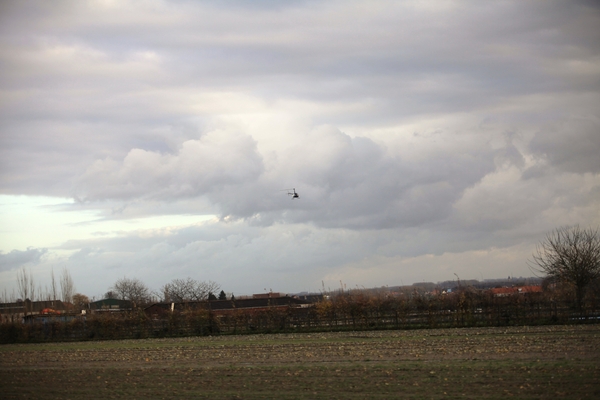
{"left": 1, "top": 325, "right": 599, "bottom": 399}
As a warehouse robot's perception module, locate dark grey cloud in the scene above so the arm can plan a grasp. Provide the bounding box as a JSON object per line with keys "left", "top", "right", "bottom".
{"left": 0, "top": 0, "right": 599, "bottom": 295}
{"left": 0, "top": 248, "right": 47, "bottom": 271}
{"left": 528, "top": 117, "right": 600, "bottom": 174}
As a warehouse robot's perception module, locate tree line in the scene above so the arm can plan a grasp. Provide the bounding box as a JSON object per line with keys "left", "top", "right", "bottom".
{"left": 2, "top": 280, "right": 599, "bottom": 344}
{"left": 5, "top": 267, "right": 76, "bottom": 305}
{"left": 2, "top": 268, "right": 223, "bottom": 310}
{"left": 105, "top": 276, "right": 223, "bottom": 306}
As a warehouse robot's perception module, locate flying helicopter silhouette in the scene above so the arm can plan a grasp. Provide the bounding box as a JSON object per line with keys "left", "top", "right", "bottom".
{"left": 282, "top": 188, "right": 299, "bottom": 199}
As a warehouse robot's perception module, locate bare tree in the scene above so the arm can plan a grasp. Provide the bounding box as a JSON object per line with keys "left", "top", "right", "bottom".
{"left": 50, "top": 267, "right": 58, "bottom": 300}
{"left": 2, "top": 288, "right": 17, "bottom": 303}
{"left": 39, "top": 283, "right": 48, "bottom": 301}
{"left": 529, "top": 225, "right": 600, "bottom": 309}
{"left": 16, "top": 268, "right": 35, "bottom": 315}
{"left": 16, "top": 267, "right": 31, "bottom": 301}
{"left": 29, "top": 272, "right": 36, "bottom": 302}
{"left": 60, "top": 268, "right": 75, "bottom": 303}
{"left": 111, "top": 277, "right": 151, "bottom": 306}
{"left": 161, "top": 278, "right": 220, "bottom": 302}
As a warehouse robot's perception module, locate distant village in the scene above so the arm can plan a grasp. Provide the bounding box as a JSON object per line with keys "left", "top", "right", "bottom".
{"left": 1, "top": 276, "right": 543, "bottom": 324}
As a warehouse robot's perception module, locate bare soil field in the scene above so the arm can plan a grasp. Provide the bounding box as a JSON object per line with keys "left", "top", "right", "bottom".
{"left": 1, "top": 325, "right": 599, "bottom": 399}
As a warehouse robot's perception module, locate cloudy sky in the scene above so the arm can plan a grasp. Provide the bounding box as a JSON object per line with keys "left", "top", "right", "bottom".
{"left": 1, "top": 0, "right": 599, "bottom": 299}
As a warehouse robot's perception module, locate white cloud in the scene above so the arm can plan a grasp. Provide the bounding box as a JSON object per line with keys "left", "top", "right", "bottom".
{"left": 75, "top": 129, "right": 264, "bottom": 202}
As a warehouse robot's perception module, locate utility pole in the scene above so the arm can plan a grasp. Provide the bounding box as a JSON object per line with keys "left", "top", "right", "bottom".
{"left": 454, "top": 273, "right": 461, "bottom": 290}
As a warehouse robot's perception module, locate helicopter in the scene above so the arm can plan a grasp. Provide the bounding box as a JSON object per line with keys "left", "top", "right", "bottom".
{"left": 282, "top": 188, "right": 299, "bottom": 199}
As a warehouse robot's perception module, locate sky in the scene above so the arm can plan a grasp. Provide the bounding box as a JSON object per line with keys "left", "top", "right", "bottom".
{"left": 1, "top": 0, "right": 599, "bottom": 300}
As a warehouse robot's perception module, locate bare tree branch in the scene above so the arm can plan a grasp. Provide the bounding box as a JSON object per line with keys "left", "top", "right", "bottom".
{"left": 16, "top": 267, "right": 30, "bottom": 301}
{"left": 529, "top": 225, "right": 600, "bottom": 309}
{"left": 161, "top": 278, "right": 220, "bottom": 302}
{"left": 50, "top": 267, "right": 58, "bottom": 301}
{"left": 111, "top": 277, "right": 151, "bottom": 307}
{"left": 60, "top": 268, "right": 75, "bottom": 304}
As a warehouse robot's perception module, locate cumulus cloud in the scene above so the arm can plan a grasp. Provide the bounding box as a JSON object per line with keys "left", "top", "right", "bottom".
{"left": 74, "top": 130, "right": 264, "bottom": 202}
{"left": 279, "top": 126, "right": 498, "bottom": 229}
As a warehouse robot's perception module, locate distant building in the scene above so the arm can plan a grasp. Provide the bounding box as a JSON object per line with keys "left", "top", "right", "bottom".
{"left": 0, "top": 299, "right": 71, "bottom": 323}
{"left": 489, "top": 286, "right": 542, "bottom": 297}
{"left": 252, "top": 292, "right": 286, "bottom": 299}
{"left": 23, "top": 313, "right": 80, "bottom": 325}
{"left": 145, "top": 294, "right": 311, "bottom": 319}
{"left": 294, "top": 293, "right": 326, "bottom": 303}
{"left": 89, "top": 298, "right": 133, "bottom": 312}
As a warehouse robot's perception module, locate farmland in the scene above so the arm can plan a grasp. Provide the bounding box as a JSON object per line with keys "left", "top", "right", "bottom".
{"left": 1, "top": 324, "right": 599, "bottom": 399}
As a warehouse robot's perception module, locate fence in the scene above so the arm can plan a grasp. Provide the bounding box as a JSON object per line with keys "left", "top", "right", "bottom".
{"left": 1, "top": 291, "right": 599, "bottom": 343}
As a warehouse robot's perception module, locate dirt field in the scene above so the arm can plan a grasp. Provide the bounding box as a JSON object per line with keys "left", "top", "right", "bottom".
{"left": 1, "top": 325, "right": 599, "bottom": 399}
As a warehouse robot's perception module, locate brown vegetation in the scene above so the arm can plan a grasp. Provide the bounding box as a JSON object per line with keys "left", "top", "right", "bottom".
{"left": 1, "top": 285, "right": 599, "bottom": 344}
